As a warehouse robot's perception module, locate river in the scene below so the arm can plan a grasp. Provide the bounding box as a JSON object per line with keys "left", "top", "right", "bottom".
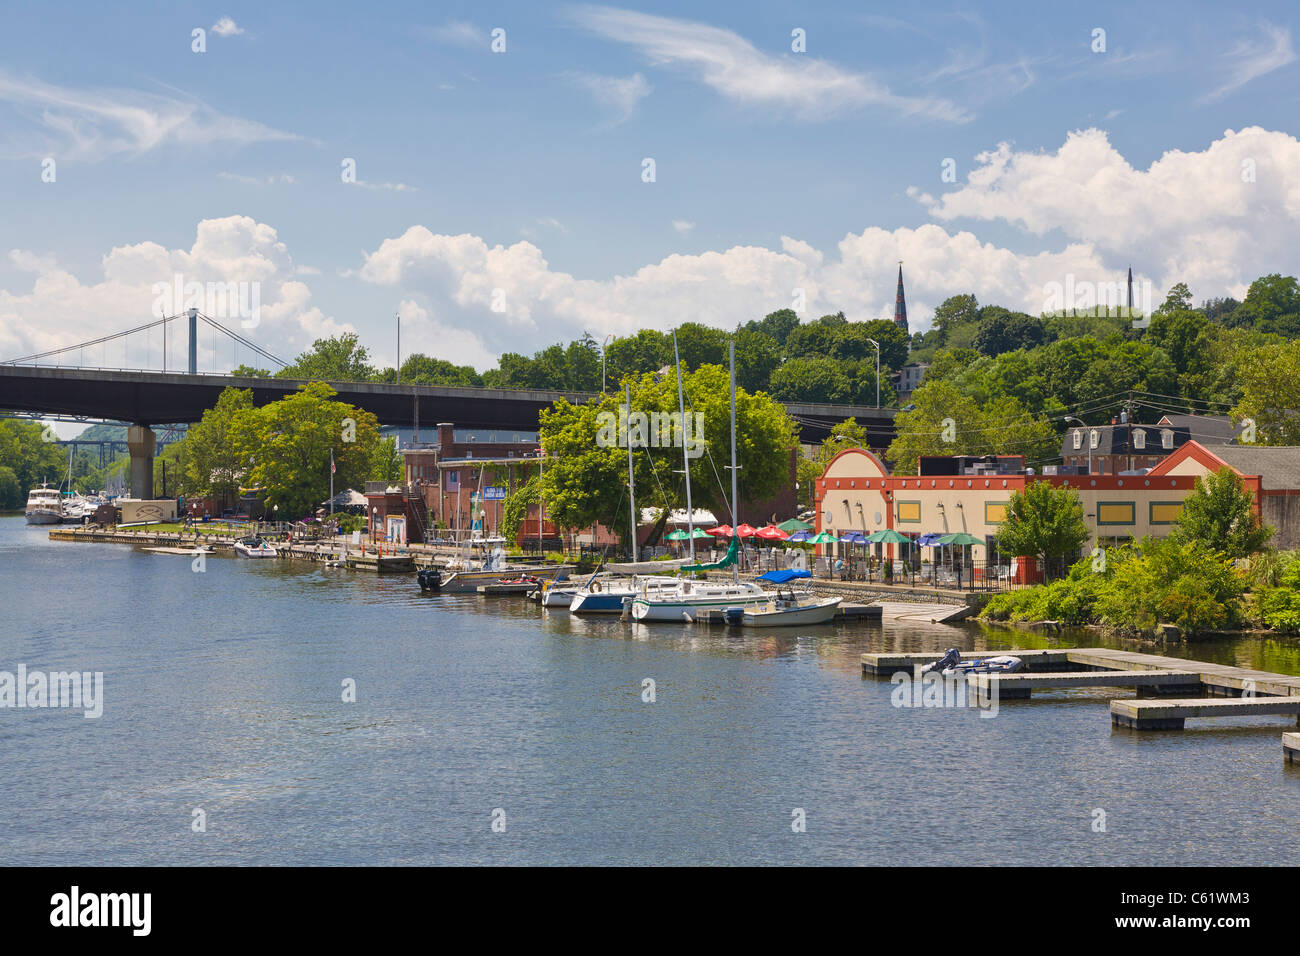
{"left": 0, "top": 515, "right": 1296, "bottom": 865}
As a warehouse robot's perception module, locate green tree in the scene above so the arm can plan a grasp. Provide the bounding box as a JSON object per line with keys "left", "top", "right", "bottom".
{"left": 1170, "top": 466, "right": 1273, "bottom": 559}
{"left": 995, "top": 481, "right": 1090, "bottom": 574}
{"left": 731, "top": 328, "right": 782, "bottom": 393}
{"left": 277, "top": 333, "right": 377, "bottom": 382}
{"left": 182, "top": 387, "right": 255, "bottom": 499}
{"left": 0, "top": 465, "right": 21, "bottom": 509}
{"left": 767, "top": 357, "right": 854, "bottom": 404}
{"left": 931, "top": 294, "right": 980, "bottom": 341}
{"left": 1231, "top": 339, "right": 1300, "bottom": 443}
{"left": 1094, "top": 537, "right": 1245, "bottom": 636}
{"left": 743, "top": 308, "right": 800, "bottom": 346}
{"left": 398, "top": 354, "right": 484, "bottom": 387}
{"left": 0, "top": 420, "right": 65, "bottom": 495}
{"left": 972, "top": 311, "right": 1048, "bottom": 356}
{"left": 230, "top": 382, "right": 385, "bottom": 518}
{"left": 1228, "top": 274, "right": 1300, "bottom": 337}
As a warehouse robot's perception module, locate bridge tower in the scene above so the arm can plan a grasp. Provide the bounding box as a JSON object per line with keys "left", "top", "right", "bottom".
{"left": 188, "top": 308, "right": 197, "bottom": 375}
{"left": 127, "top": 425, "right": 155, "bottom": 498}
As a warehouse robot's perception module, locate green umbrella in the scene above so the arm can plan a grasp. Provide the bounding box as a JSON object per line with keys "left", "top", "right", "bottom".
{"left": 937, "top": 532, "right": 982, "bottom": 546}
{"left": 664, "top": 529, "right": 689, "bottom": 541}
{"left": 806, "top": 531, "right": 838, "bottom": 544}
{"left": 868, "top": 529, "right": 910, "bottom": 544}
{"left": 689, "top": 528, "right": 713, "bottom": 538}
{"left": 777, "top": 518, "right": 813, "bottom": 533}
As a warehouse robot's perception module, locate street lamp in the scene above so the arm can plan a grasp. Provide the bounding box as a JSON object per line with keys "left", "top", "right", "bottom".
{"left": 865, "top": 338, "right": 881, "bottom": 408}
{"left": 1064, "top": 416, "right": 1092, "bottom": 475}
{"left": 601, "top": 334, "right": 614, "bottom": 393}
{"left": 372, "top": 506, "right": 378, "bottom": 544}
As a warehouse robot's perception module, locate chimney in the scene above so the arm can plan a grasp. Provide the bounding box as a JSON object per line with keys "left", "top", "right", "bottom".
{"left": 437, "top": 422, "right": 454, "bottom": 452}
{"left": 1111, "top": 416, "right": 1118, "bottom": 425}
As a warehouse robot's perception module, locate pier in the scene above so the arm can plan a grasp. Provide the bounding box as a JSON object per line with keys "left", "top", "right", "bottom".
{"left": 863, "top": 647, "right": 1300, "bottom": 758}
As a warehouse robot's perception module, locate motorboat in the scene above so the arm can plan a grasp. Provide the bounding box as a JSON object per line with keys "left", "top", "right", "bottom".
{"left": 25, "top": 484, "right": 63, "bottom": 525}
{"left": 233, "top": 536, "right": 278, "bottom": 558}
{"left": 920, "top": 647, "right": 1024, "bottom": 676}
{"left": 724, "top": 592, "right": 843, "bottom": 627}
{"left": 537, "top": 582, "right": 581, "bottom": 607}
{"left": 569, "top": 576, "right": 679, "bottom": 614}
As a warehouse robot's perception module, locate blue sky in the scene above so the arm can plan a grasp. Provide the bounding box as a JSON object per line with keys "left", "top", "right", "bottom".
{"left": 2, "top": 1, "right": 1298, "bottom": 385}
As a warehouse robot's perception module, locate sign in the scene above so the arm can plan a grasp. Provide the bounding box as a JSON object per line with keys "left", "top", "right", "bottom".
{"left": 482, "top": 486, "right": 507, "bottom": 501}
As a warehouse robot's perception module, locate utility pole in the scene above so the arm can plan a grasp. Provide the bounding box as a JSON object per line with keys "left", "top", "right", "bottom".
{"left": 866, "top": 338, "right": 881, "bottom": 408}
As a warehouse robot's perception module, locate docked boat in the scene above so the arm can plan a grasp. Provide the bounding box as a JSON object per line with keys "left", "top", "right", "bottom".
{"left": 417, "top": 562, "right": 573, "bottom": 593}
{"left": 724, "top": 593, "right": 843, "bottom": 627}
{"left": 920, "top": 647, "right": 1024, "bottom": 676}
{"left": 25, "top": 484, "right": 63, "bottom": 525}
{"left": 569, "top": 576, "right": 681, "bottom": 614}
{"left": 630, "top": 577, "right": 767, "bottom": 622}
{"left": 537, "top": 582, "right": 581, "bottom": 607}
{"left": 233, "top": 536, "right": 277, "bottom": 558}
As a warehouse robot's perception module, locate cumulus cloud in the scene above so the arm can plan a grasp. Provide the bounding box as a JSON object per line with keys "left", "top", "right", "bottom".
{"left": 427, "top": 21, "right": 485, "bottom": 49}
{"left": 672, "top": 220, "right": 695, "bottom": 233}
{"left": 910, "top": 126, "right": 1300, "bottom": 298}
{"left": 0, "top": 216, "right": 347, "bottom": 365}
{"left": 211, "top": 17, "right": 244, "bottom": 37}
{"left": 569, "top": 5, "right": 968, "bottom": 122}
{"left": 0, "top": 71, "right": 298, "bottom": 160}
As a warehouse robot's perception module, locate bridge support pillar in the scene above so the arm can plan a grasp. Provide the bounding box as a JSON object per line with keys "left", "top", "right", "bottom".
{"left": 127, "top": 425, "right": 155, "bottom": 498}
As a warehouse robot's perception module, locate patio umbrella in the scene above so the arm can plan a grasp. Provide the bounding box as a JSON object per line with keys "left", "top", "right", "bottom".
{"left": 937, "top": 532, "right": 982, "bottom": 546}
{"left": 689, "top": 528, "right": 713, "bottom": 539}
{"left": 755, "top": 525, "right": 789, "bottom": 541}
{"left": 705, "top": 524, "right": 733, "bottom": 537}
{"left": 916, "top": 532, "right": 944, "bottom": 546}
{"left": 806, "top": 531, "right": 838, "bottom": 544}
{"left": 734, "top": 523, "right": 758, "bottom": 537}
{"left": 787, "top": 529, "right": 813, "bottom": 543}
{"left": 777, "top": 518, "right": 812, "bottom": 533}
{"left": 664, "top": 529, "right": 689, "bottom": 541}
{"left": 868, "top": 529, "right": 910, "bottom": 544}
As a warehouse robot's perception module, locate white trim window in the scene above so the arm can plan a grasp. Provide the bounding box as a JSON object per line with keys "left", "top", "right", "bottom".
{"left": 1073, "top": 429, "right": 1083, "bottom": 450}
{"left": 1089, "top": 429, "right": 1100, "bottom": 450}
{"left": 1133, "top": 429, "right": 1146, "bottom": 450}
{"left": 1161, "top": 429, "right": 1174, "bottom": 449}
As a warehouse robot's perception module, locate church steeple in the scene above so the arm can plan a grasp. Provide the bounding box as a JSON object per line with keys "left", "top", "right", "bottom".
{"left": 894, "top": 261, "right": 908, "bottom": 332}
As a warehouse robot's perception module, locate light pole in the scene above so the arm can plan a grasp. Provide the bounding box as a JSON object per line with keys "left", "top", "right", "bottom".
{"left": 1065, "top": 416, "right": 1092, "bottom": 475}
{"left": 865, "top": 338, "right": 881, "bottom": 408}
{"left": 601, "top": 334, "right": 614, "bottom": 393}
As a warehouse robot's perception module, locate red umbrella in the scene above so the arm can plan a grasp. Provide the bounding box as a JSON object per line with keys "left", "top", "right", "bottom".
{"left": 755, "top": 525, "right": 789, "bottom": 541}
{"left": 705, "top": 524, "right": 733, "bottom": 537}
{"left": 734, "top": 523, "right": 758, "bottom": 537}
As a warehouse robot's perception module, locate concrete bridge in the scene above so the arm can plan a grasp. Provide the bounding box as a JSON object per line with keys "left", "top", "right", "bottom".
{"left": 0, "top": 364, "right": 896, "bottom": 495}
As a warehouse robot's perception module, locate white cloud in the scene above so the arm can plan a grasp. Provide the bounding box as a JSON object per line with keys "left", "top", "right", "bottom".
{"left": 211, "top": 17, "right": 245, "bottom": 38}
{"left": 672, "top": 220, "right": 695, "bottom": 233}
{"left": 0, "top": 71, "right": 298, "bottom": 160}
{"left": 350, "top": 180, "right": 417, "bottom": 192}
{"left": 564, "top": 71, "right": 652, "bottom": 122}
{"left": 1200, "top": 22, "right": 1296, "bottom": 104}
{"left": 428, "top": 21, "right": 485, "bottom": 49}
{"left": 218, "top": 172, "right": 296, "bottom": 185}
{"left": 0, "top": 217, "right": 346, "bottom": 365}
{"left": 569, "top": 5, "right": 969, "bottom": 122}
{"left": 910, "top": 126, "right": 1300, "bottom": 299}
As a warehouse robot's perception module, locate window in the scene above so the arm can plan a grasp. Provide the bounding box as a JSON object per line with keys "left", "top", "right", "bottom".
{"left": 984, "top": 502, "right": 1007, "bottom": 524}
{"left": 1149, "top": 502, "right": 1183, "bottom": 524}
{"left": 1097, "top": 502, "right": 1136, "bottom": 525}
{"left": 1073, "top": 429, "right": 1083, "bottom": 450}
{"left": 896, "top": 501, "right": 921, "bottom": 523}
{"left": 1161, "top": 429, "right": 1173, "bottom": 449}
{"left": 1090, "top": 429, "right": 1100, "bottom": 449}
{"left": 1133, "top": 429, "right": 1145, "bottom": 450}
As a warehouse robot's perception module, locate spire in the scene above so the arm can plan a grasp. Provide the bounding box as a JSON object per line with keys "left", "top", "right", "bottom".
{"left": 1126, "top": 266, "right": 1133, "bottom": 311}
{"left": 894, "top": 261, "right": 907, "bottom": 331}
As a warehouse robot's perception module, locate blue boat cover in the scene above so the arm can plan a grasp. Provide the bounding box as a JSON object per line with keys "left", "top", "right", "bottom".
{"left": 756, "top": 569, "right": 812, "bottom": 582}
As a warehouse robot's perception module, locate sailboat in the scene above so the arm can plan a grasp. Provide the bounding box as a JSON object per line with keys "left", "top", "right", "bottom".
{"left": 629, "top": 338, "right": 765, "bottom": 622}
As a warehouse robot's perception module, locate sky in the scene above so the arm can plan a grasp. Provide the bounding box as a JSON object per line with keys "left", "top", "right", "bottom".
{"left": 2, "top": 1, "right": 1299, "bottom": 401}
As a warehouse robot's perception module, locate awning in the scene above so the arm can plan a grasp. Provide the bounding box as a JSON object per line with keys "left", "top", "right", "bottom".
{"left": 757, "top": 569, "right": 812, "bottom": 583}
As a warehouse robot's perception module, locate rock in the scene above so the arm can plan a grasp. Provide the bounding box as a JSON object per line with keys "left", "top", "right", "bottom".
{"left": 1157, "top": 623, "right": 1183, "bottom": 642}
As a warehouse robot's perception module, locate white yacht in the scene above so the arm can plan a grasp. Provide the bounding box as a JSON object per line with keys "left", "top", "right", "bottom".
{"left": 25, "top": 484, "right": 63, "bottom": 525}
{"left": 569, "top": 576, "right": 680, "bottom": 614}
{"left": 630, "top": 578, "right": 768, "bottom": 622}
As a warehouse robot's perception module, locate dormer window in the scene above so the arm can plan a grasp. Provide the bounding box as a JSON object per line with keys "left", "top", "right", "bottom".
{"left": 1133, "top": 429, "right": 1146, "bottom": 450}
{"left": 1072, "top": 429, "right": 1083, "bottom": 450}
{"left": 1089, "top": 429, "right": 1100, "bottom": 449}
{"left": 1161, "top": 429, "right": 1173, "bottom": 450}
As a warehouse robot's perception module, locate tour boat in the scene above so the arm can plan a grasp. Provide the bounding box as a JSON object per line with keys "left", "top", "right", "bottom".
{"left": 25, "top": 484, "right": 63, "bottom": 525}
{"left": 233, "top": 536, "right": 278, "bottom": 558}
{"left": 724, "top": 593, "right": 843, "bottom": 627}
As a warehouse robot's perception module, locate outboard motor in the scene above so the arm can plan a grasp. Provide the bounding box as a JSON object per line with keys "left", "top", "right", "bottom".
{"left": 417, "top": 567, "right": 442, "bottom": 591}
{"left": 921, "top": 647, "right": 962, "bottom": 675}
{"left": 723, "top": 607, "right": 745, "bottom": 626}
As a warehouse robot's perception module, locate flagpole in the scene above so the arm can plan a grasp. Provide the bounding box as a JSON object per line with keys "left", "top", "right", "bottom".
{"left": 329, "top": 447, "right": 335, "bottom": 518}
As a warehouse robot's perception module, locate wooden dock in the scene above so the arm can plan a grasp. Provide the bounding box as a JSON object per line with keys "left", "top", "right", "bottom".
{"left": 343, "top": 553, "right": 414, "bottom": 572}
{"left": 864, "top": 646, "right": 1300, "bottom": 755}
{"left": 1110, "top": 697, "right": 1300, "bottom": 730}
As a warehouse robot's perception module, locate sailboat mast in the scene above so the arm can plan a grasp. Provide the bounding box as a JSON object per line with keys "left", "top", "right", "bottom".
{"left": 730, "top": 340, "right": 739, "bottom": 585}
{"left": 672, "top": 331, "right": 695, "bottom": 562}
{"left": 626, "top": 383, "right": 637, "bottom": 563}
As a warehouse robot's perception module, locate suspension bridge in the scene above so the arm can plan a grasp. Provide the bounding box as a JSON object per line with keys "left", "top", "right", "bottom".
{"left": 0, "top": 309, "right": 897, "bottom": 497}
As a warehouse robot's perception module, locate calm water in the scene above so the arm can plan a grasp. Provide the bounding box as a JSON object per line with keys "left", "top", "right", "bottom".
{"left": 1, "top": 514, "right": 1296, "bottom": 865}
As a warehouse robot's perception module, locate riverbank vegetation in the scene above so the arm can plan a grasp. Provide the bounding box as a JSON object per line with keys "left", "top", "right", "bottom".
{"left": 981, "top": 467, "right": 1293, "bottom": 638}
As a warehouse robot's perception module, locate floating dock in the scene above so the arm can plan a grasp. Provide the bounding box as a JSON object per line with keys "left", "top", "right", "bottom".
{"left": 864, "top": 647, "right": 1300, "bottom": 757}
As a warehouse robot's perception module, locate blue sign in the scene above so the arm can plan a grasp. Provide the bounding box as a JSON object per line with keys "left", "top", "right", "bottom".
{"left": 482, "top": 486, "right": 507, "bottom": 501}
